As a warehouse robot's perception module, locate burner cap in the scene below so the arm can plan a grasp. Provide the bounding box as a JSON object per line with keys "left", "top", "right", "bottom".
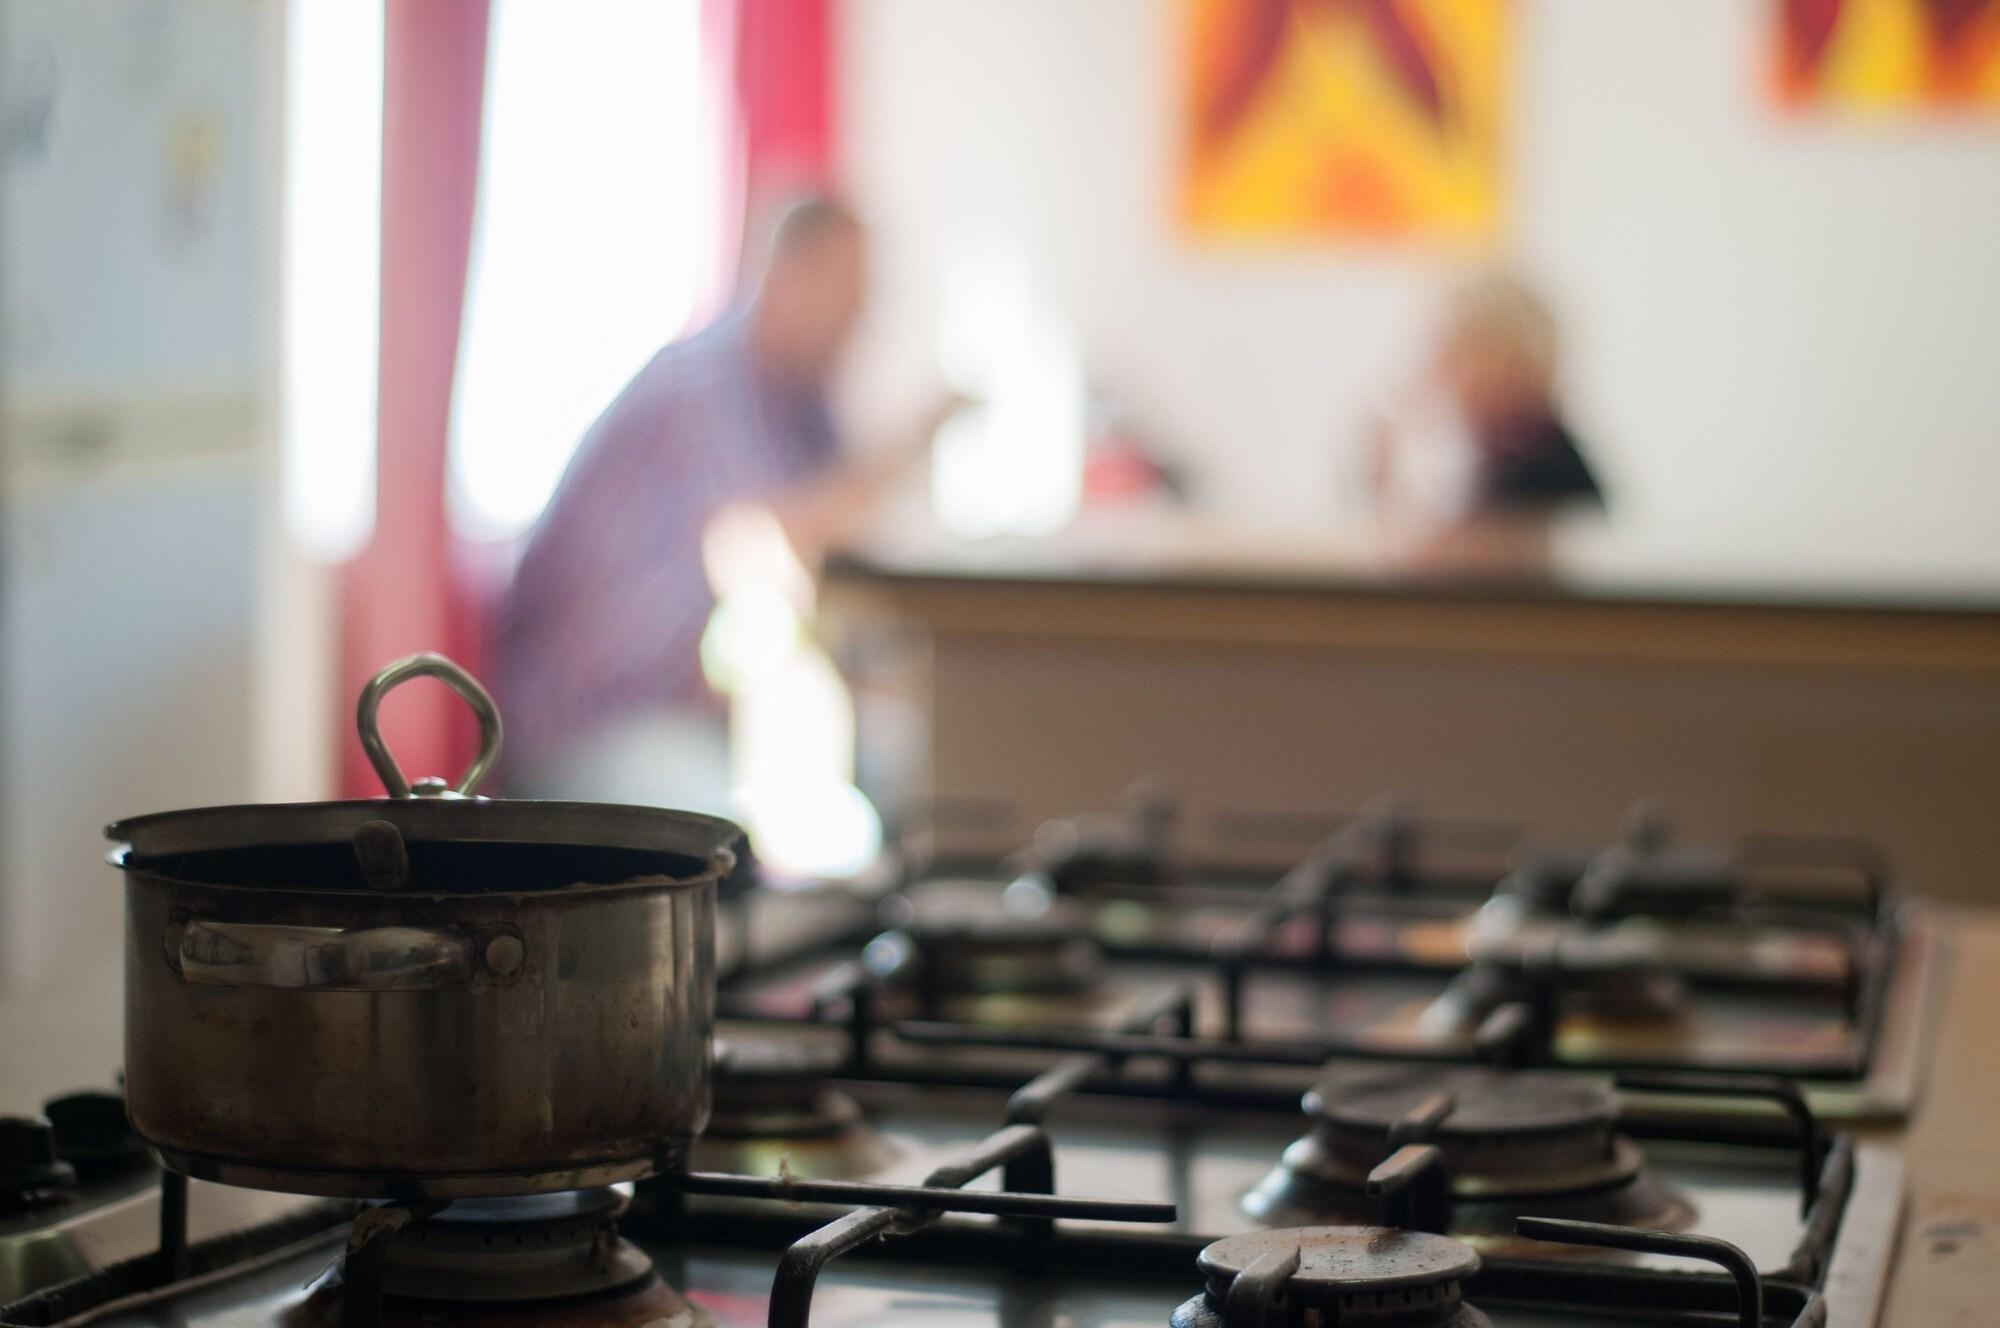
{"left": 1026, "top": 792, "right": 1177, "bottom": 891}
{"left": 867, "top": 881, "right": 1103, "bottom": 997}
{"left": 1242, "top": 1067, "right": 1695, "bottom": 1241}
{"left": 1172, "top": 1227, "right": 1489, "bottom": 1327}
{"left": 1302, "top": 1068, "right": 1628, "bottom": 1191}
{"left": 894, "top": 883, "right": 1091, "bottom": 943}
{"left": 695, "top": 1036, "right": 900, "bottom": 1180}
{"left": 716, "top": 1034, "right": 844, "bottom": 1083}
{"left": 1309, "top": 1067, "right": 1614, "bottom": 1138}
{"left": 1424, "top": 925, "right": 1690, "bottom": 1033}
{"left": 1245, "top": 1067, "right": 1693, "bottom": 1240}
{"left": 1573, "top": 844, "right": 1740, "bottom": 920}
{"left": 708, "top": 1036, "right": 862, "bottom": 1139}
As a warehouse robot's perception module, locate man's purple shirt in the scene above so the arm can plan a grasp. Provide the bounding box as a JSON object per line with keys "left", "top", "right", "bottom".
{"left": 495, "top": 313, "right": 837, "bottom": 772}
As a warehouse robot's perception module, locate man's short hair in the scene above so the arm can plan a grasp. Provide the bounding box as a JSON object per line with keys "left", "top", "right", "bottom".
{"left": 765, "top": 193, "right": 862, "bottom": 266}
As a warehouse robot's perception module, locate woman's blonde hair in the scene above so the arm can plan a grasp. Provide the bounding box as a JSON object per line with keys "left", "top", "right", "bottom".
{"left": 1441, "top": 269, "right": 1559, "bottom": 395}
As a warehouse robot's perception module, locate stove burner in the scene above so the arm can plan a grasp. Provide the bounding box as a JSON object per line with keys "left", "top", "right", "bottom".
{"left": 1419, "top": 924, "right": 1690, "bottom": 1037}
{"left": 1170, "top": 1227, "right": 1491, "bottom": 1327}
{"left": 870, "top": 879, "right": 1104, "bottom": 1001}
{"left": 1502, "top": 798, "right": 1749, "bottom": 923}
{"left": 1570, "top": 844, "right": 1742, "bottom": 921}
{"left": 290, "top": 1189, "right": 713, "bottom": 1326}
{"left": 1312, "top": 1068, "right": 1626, "bottom": 1180}
{"left": 1023, "top": 787, "right": 1178, "bottom": 893}
{"left": 378, "top": 1190, "right": 653, "bottom": 1303}
{"left": 692, "top": 1036, "right": 899, "bottom": 1180}
{"left": 1243, "top": 1068, "right": 1693, "bottom": 1247}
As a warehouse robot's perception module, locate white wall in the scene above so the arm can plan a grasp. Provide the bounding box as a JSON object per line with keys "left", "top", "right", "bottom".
{"left": 840, "top": 0, "right": 2000, "bottom": 583}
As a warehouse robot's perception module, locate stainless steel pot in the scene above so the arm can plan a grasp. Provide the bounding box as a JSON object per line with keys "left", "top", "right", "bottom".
{"left": 107, "top": 654, "right": 738, "bottom": 1200}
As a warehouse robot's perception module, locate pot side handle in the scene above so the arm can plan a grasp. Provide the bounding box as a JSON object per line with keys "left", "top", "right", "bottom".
{"left": 175, "top": 920, "right": 482, "bottom": 991}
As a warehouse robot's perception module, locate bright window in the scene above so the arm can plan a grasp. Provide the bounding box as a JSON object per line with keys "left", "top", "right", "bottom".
{"left": 449, "top": 0, "right": 715, "bottom": 541}
{"left": 281, "top": 0, "right": 383, "bottom": 560}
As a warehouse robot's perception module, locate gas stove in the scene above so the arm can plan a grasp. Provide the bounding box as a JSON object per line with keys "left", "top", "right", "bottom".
{"left": 0, "top": 799, "right": 1938, "bottom": 1326}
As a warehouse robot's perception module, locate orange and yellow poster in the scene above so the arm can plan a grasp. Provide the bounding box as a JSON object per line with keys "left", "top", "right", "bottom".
{"left": 1178, "top": 0, "right": 1505, "bottom": 244}
{"left": 1773, "top": 0, "right": 2000, "bottom": 110}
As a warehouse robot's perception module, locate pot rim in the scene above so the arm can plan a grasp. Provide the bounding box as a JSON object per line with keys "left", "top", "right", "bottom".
{"left": 108, "top": 798, "right": 740, "bottom": 897}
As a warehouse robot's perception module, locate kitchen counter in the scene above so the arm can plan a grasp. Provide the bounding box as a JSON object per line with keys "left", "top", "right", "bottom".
{"left": 1879, "top": 909, "right": 2000, "bottom": 1326}
{"left": 827, "top": 511, "right": 2000, "bottom": 666}
{"left": 823, "top": 512, "right": 2000, "bottom": 900}
{"left": 831, "top": 512, "right": 2000, "bottom": 609}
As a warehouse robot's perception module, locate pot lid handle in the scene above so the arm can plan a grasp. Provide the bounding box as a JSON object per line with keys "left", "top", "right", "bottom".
{"left": 356, "top": 653, "right": 504, "bottom": 799}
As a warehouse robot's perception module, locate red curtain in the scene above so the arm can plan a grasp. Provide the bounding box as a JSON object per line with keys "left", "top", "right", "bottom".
{"left": 338, "top": 0, "right": 491, "bottom": 797}
{"left": 731, "top": 0, "right": 838, "bottom": 217}
{"left": 337, "top": 0, "right": 834, "bottom": 796}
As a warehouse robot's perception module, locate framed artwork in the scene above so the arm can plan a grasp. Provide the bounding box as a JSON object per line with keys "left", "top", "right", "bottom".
{"left": 1773, "top": 0, "right": 2000, "bottom": 110}
{"left": 1178, "top": 0, "right": 1506, "bottom": 244}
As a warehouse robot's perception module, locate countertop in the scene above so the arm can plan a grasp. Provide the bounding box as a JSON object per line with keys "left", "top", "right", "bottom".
{"left": 1878, "top": 909, "right": 2000, "bottom": 1325}
{"left": 826, "top": 508, "right": 2000, "bottom": 619}
{"left": 823, "top": 511, "right": 2000, "bottom": 680}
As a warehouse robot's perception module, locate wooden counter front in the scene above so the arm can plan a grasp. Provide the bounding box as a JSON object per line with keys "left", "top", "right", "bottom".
{"left": 823, "top": 529, "right": 2000, "bottom": 902}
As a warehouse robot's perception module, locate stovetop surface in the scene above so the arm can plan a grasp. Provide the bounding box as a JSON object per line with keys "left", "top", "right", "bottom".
{"left": 2, "top": 810, "right": 1932, "bottom": 1327}
{"left": 70, "top": 1234, "right": 1610, "bottom": 1328}
{"left": 732, "top": 944, "right": 1861, "bottom": 1072}
{"left": 719, "top": 902, "right": 1936, "bottom": 1126}
{"left": 698, "top": 1079, "right": 1812, "bottom": 1270}
{"left": 52, "top": 1074, "right": 1844, "bottom": 1327}
{"left": 0, "top": 1174, "right": 315, "bottom": 1306}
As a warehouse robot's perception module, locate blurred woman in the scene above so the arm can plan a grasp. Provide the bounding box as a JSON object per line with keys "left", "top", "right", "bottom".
{"left": 1369, "top": 270, "right": 1603, "bottom": 570}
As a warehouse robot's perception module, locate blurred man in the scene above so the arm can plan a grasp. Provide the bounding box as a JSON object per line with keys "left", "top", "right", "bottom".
{"left": 1369, "top": 270, "right": 1603, "bottom": 569}
{"left": 497, "top": 196, "right": 916, "bottom": 803}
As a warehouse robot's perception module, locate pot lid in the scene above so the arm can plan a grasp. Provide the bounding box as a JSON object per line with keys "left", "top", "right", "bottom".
{"left": 107, "top": 653, "right": 741, "bottom": 893}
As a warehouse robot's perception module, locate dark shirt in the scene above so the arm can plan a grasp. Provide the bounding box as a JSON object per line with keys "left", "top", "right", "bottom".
{"left": 1478, "top": 413, "right": 1604, "bottom": 513}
